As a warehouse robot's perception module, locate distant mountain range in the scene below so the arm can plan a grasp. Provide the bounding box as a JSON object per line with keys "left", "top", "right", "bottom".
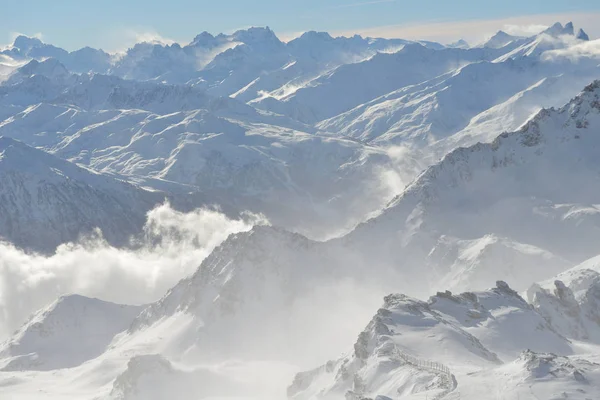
{"left": 1, "top": 20, "right": 600, "bottom": 400}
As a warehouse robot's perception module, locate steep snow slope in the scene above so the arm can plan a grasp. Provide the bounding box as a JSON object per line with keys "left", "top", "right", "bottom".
{"left": 127, "top": 225, "right": 374, "bottom": 363}
{"left": 347, "top": 81, "right": 600, "bottom": 288}
{"left": 253, "top": 44, "right": 508, "bottom": 123}
{"left": 0, "top": 72, "right": 398, "bottom": 239}
{"left": 0, "top": 295, "right": 143, "bottom": 371}
{"left": 439, "top": 67, "right": 600, "bottom": 154}
{"left": 527, "top": 255, "right": 600, "bottom": 343}
{"left": 493, "top": 22, "right": 590, "bottom": 63}
{"left": 0, "top": 62, "right": 255, "bottom": 116}
{"left": 107, "top": 354, "right": 251, "bottom": 400}
{"left": 481, "top": 30, "right": 526, "bottom": 49}
{"left": 459, "top": 350, "right": 600, "bottom": 400}
{"left": 317, "top": 57, "right": 553, "bottom": 144}
{"left": 427, "top": 234, "right": 569, "bottom": 293}
{"left": 430, "top": 282, "right": 572, "bottom": 361}
{"left": 291, "top": 281, "right": 576, "bottom": 400}
{"left": 111, "top": 27, "right": 436, "bottom": 95}
{"left": 318, "top": 38, "right": 600, "bottom": 152}
{"left": 0, "top": 137, "right": 162, "bottom": 252}
{"left": 229, "top": 31, "right": 414, "bottom": 103}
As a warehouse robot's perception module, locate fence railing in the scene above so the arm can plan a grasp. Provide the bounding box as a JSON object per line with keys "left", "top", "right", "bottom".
{"left": 391, "top": 347, "right": 458, "bottom": 399}
{"left": 393, "top": 350, "right": 452, "bottom": 376}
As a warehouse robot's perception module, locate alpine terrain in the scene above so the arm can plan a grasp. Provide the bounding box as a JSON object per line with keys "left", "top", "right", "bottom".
{"left": 0, "top": 17, "right": 599, "bottom": 400}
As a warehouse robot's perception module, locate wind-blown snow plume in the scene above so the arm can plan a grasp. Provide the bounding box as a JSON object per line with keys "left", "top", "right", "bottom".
{"left": 0, "top": 203, "right": 266, "bottom": 339}
{"left": 542, "top": 38, "right": 600, "bottom": 61}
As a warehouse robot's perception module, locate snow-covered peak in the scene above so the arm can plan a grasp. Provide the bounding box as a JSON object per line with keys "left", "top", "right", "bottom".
{"left": 543, "top": 22, "right": 568, "bottom": 37}
{"left": 291, "top": 278, "right": 583, "bottom": 400}
{"left": 528, "top": 254, "right": 600, "bottom": 343}
{"left": 188, "top": 31, "right": 218, "bottom": 48}
{"left": 428, "top": 234, "right": 569, "bottom": 293}
{"left": 0, "top": 295, "right": 143, "bottom": 371}
{"left": 2, "top": 36, "right": 69, "bottom": 66}
{"left": 0, "top": 135, "right": 122, "bottom": 183}
{"left": 12, "top": 35, "right": 44, "bottom": 52}
{"left": 483, "top": 30, "right": 523, "bottom": 48}
{"left": 289, "top": 289, "right": 498, "bottom": 400}
{"left": 577, "top": 28, "right": 590, "bottom": 41}
{"left": 459, "top": 350, "right": 600, "bottom": 399}
{"left": 517, "top": 350, "right": 591, "bottom": 382}
{"left": 356, "top": 79, "right": 600, "bottom": 240}
{"left": 0, "top": 136, "right": 163, "bottom": 252}
{"left": 448, "top": 39, "right": 470, "bottom": 49}
{"left": 341, "top": 79, "right": 600, "bottom": 300}
{"left": 231, "top": 26, "right": 284, "bottom": 50}
{"left": 563, "top": 22, "right": 575, "bottom": 36}
{"left": 428, "top": 281, "right": 572, "bottom": 361}
{"left": 542, "top": 21, "right": 582, "bottom": 38}
{"left": 293, "top": 31, "right": 334, "bottom": 43}
{"left": 7, "top": 57, "right": 69, "bottom": 84}
{"left": 131, "top": 225, "right": 326, "bottom": 329}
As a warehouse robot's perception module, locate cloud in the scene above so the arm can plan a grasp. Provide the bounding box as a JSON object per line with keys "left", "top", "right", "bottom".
{"left": 331, "top": 12, "right": 600, "bottom": 44}
{"left": 128, "top": 30, "right": 175, "bottom": 45}
{"left": 0, "top": 203, "right": 267, "bottom": 339}
{"left": 502, "top": 24, "right": 550, "bottom": 37}
{"left": 542, "top": 38, "right": 600, "bottom": 62}
{"left": 105, "top": 28, "right": 178, "bottom": 53}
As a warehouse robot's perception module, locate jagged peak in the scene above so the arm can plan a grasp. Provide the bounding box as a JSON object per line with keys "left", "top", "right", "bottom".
{"left": 576, "top": 28, "right": 590, "bottom": 41}
{"left": 12, "top": 35, "right": 44, "bottom": 50}
{"left": 294, "top": 31, "right": 334, "bottom": 42}
{"left": 541, "top": 21, "right": 581, "bottom": 38}
{"left": 492, "top": 30, "right": 511, "bottom": 38}
{"left": 448, "top": 39, "right": 469, "bottom": 49}
{"left": 483, "top": 30, "right": 522, "bottom": 48}
{"left": 17, "top": 56, "right": 67, "bottom": 72}
{"left": 192, "top": 31, "right": 215, "bottom": 41}
{"left": 232, "top": 26, "right": 282, "bottom": 46}
{"left": 386, "top": 79, "right": 600, "bottom": 205}
{"left": 189, "top": 31, "right": 217, "bottom": 47}
{"left": 393, "top": 42, "right": 430, "bottom": 57}
{"left": 542, "top": 22, "right": 565, "bottom": 36}
{"left": 300, "top": 31, "right": 333, "bottom": 40}
{"left": 563, "top": 22, "right": 575, "bottom": 36}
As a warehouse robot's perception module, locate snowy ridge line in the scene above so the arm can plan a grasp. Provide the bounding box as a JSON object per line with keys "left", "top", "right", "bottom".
{"left": 392, "top": 347, "right": 458, "bottom": 400}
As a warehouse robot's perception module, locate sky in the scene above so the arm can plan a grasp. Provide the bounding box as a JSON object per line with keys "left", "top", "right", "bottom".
{"left": 2, "top": 0, "right": 600, "bottom": 51}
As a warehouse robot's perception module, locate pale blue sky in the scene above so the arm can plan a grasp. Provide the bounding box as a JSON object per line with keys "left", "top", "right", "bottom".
{"left": 3, "top": 0, "right": 600, "bottom": 51}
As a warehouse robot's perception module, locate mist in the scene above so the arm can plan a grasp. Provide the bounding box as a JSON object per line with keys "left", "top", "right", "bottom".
{"left": 0, "top": 203, "right": 265, "bottom": 339}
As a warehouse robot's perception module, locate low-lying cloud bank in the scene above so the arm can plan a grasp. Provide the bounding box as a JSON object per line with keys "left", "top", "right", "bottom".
{"left": 0, "top": 203, "right": 266, "bottom": 339}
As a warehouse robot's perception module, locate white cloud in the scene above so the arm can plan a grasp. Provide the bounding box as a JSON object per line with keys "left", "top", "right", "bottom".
{"left": 0, "top": 203, "right": 267, "bottom": 339}
{"left": 542, "top": 38, "right": 600, "bottom": 62}
{"left": 331, "top": 12, "right": 600, "bottom": 44}
{"left": 129, "top": 30, "right": 175, "bottom": 45}
{"left": 105, "top": 28, "right": 178, "bottom": 53}
{"left": 502, "top": 24, "right": 549, "bottom": 37}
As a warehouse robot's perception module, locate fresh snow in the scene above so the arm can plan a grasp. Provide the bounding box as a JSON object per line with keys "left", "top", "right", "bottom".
{"left": 0, "top": 20, "right": 599, "bottom": 400}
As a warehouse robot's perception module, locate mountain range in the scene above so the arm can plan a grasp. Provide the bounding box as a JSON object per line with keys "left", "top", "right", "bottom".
{"left": 0, "top": 20, "right": 599, "bottom": 400}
